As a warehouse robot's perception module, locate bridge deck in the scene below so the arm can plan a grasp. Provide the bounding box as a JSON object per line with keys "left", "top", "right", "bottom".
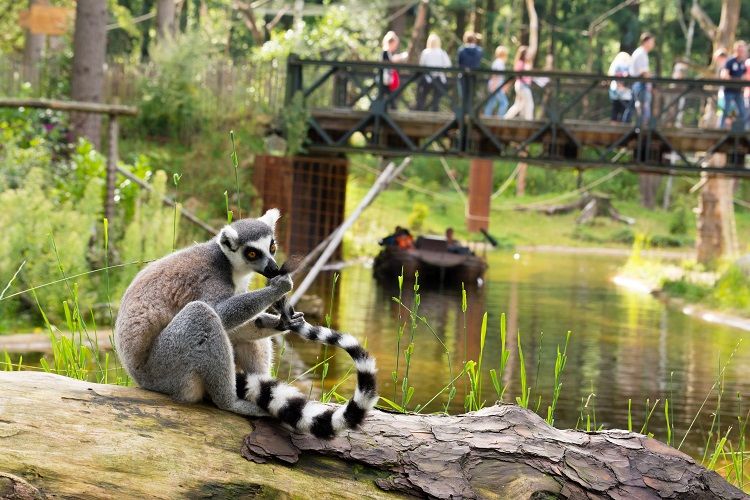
{"left": 287, "top": 57, "right": 750, "bottom": 175}
{"left": 311, "top": 108, "right": 730, "bottom": 153}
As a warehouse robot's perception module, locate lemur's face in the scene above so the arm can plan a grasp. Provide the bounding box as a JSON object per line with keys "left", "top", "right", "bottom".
{"left": 218, "top": 209, "right": 281, "bottom": 278}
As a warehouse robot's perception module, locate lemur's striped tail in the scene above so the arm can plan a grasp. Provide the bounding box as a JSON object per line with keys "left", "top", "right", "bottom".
{"left": 236, "top": 303, "right": 378, "bottom": 439}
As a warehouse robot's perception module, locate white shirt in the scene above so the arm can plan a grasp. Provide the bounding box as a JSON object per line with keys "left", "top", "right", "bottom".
{"left": 488, "top": 59, "right": 506, "bottom": 90}
{"left": 631, "top": 47, "right": 649, "bottom": 77}
{"left": 419, "top": 48, "right": 451, "bottom": 82}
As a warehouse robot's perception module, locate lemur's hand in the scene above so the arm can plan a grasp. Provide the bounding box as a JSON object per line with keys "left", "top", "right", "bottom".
{"left": 269, "top": 274, "right": 293, "bottom": 294}
{"left": 277, "top": 311, "right": 304, "bottom": 331}
{"left": 254, "top": 313, "right": 281, "bottom": 330}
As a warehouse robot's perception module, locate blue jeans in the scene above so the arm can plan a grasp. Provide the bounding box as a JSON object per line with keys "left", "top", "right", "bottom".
{"left": 720, "top": 92, "right": 748, "bottom": 130}
{"left": 484, "top": 90, "right": 509, "bottom": 116}
{"left": 631, "top": 82, "right": 652, "bottom": 125}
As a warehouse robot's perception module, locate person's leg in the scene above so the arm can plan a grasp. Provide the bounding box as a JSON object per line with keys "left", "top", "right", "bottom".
{"left": 611, "top": 99, "right": 620, "bottom": 122}
{"left": 522, "top": 86, "right": 534, "bottom": 120}
{"left": 416, "top": 79, "right": 427, "bottom": 111}
{"left": 632, "top": 82, "right": 644, "bottom": 125}
{"left": 498, "top": 91, "right": 509, "bottom": 116}
{"left": 484, "top": 92, "right": 497, "bottom": 116}
{"left": 735, "top": 93, "right": 748, "bottom": 130}
{"left": 643, "top": 88, "right": 653, "bottom": 123}
{"left": 720, "top": 94, "right": 737, "bottom": 129}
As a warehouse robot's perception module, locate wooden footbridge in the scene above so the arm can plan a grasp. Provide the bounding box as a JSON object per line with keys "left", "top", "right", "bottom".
{"left": 284, "top": 56, "right": 750, "bottom": 176}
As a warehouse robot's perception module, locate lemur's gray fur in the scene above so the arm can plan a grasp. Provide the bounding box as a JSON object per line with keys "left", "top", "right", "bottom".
{"left": 115, "top": 209, "right": 378, "bottom": 438}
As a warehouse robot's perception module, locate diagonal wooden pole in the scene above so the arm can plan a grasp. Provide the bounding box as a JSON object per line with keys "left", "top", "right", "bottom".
{"left": 289, "top": 157, "right": 412, "bottom": 306}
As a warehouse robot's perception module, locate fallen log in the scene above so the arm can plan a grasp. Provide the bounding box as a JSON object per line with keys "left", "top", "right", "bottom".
{"left": 0, "top": 372, "right": 744, "bottom": 499}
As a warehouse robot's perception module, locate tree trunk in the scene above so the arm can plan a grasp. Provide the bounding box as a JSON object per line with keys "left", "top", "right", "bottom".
{"left": 406, "top": 0, "right": 429, "bottom": 64}
{"left": 715, "top": 0, "right": 740, "bottom": 50}
{"left": 638, "top": 174, "right": 661, "bottom": 209}
{"left": 525, "top": 0, "right": 538, "bottom": 61}
{"left": 22, "top": 0, "right": 45, "bottom": 89}
{"left": 70, "top": 0, "right": 107, "bottom": 149}
{"left": 156, "top": 0, "right": 176, "bottom": 42}
{"left": 697, "top": 154, "right": 738, "bottom": 266}
{"left": 694, "top": 0, "right": 740, "bottom": 266}
{"left": 0, "top": 372, "right": 744, "bottom": 500}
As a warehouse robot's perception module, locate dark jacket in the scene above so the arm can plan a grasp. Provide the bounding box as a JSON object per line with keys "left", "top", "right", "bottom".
{"left": 458, "top": 44, "right": 483, "bottom": 69}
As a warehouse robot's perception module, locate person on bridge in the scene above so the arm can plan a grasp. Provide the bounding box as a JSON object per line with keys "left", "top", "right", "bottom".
{"left": 381, "top": 31, "right": 408, "bottom": 106}
{"left": 719, "top": 40, "right": 748, "bottom": 130}
{"left": 630, "top": 33, "right": 656, "bottom": 126}
{"left": 607, "top": 52, "right": 632, "bottom": 123}
{"left": 417, "top": 34, "right": 451, "bottom": 112}
{"left": 504, "top": 45, "right": 534, "bottom": 120}
{"left": 457, "top": 32, "right": 483, "bottom": 70}
{"left": 484, "top": 45, "right": 510, "bottom": 117}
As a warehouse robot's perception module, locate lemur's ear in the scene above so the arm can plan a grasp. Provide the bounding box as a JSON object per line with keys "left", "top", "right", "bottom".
{"left": 259, "top": 208, "right": 281, "bottom": 229}
{"left": 219, "top": 225, "right": 240, "bottom": 252}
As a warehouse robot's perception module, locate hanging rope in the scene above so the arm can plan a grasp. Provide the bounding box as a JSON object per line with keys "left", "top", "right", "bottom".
{"left": 512, "top": 166, "right": 626, "bottom": 210}
{"left": 439, "top": 156, "right": 467, "bottom": 204}
{"left": 491, "top": 164, "right": 522, "bottom": 199}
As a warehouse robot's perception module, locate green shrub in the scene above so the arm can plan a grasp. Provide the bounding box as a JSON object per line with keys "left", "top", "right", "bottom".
{"left": 0, "top": 168, "right": 101, "bottom": 321}
{"left": 117, "top": 171, "right": 180, "bottom": 295}
{"left": 407, "top": 202, "right": 430, "bottom": 231}
{"left": 669, "top": 203, "right": 690, "bottom": 236}
{"left": 136, "top": 33, "right": 215, "bottom": 142}
{"left": 713, "top": 265, "right": 750, "bottom": 313}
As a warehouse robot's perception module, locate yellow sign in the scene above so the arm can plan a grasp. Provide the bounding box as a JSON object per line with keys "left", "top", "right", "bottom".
{"left": 19, "top": 5, "right": 73, "bottom": 36}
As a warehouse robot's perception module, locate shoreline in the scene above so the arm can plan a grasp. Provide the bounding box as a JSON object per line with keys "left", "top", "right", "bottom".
{"left": 612, "top": 274, "right": 750, "bottom": 333}
{"left": 517, "top": 245, "right": 693, "bottom": 259}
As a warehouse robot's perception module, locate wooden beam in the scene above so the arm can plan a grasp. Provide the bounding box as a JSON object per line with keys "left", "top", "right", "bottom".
{"left": 0, "top": 98, "right": 137, "bottom": 116}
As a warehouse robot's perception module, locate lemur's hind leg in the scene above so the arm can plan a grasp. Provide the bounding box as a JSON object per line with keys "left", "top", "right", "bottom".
{"left": 142, "top": 301, "right": 265, "bottom": 417}
{"left": 233, "top": 338, "right": 273, "bottom": 375}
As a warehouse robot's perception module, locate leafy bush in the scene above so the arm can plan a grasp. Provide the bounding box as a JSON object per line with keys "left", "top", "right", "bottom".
{"left": 669, "top": 203, "right": 690, "bottom": 236}
{"left": 0, "top": 168, "right": 101, "bottom": 322}
{"left": 713, "top": 264, "right": 750, "bottom": 313}
{"left": 117, "top": 171, "right": 181, "bottom": 295}
{"left": 136, "top": 32, "right": 215, "bottom": 142}
{"left": 407, "top": 202, "right": 430, "bottom": 231}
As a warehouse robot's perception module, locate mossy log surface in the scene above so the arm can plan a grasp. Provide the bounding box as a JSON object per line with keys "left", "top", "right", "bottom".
{"left": 1, "top": 372, "right": 746, "bottom": 499}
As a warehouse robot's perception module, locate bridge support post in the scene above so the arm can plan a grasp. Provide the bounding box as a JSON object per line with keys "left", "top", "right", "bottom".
{"left": 696, "top": 153, "right": 738, "bottom": 267}
{"left": 467, "top": 159, "right": 493, "bottom": 232}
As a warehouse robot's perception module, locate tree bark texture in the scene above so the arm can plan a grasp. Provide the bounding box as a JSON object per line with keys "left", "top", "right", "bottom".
{"left": 244, "top": 403, "right": 746, "bottom": 499}
{"left": 70, "top": 0, "right": 107, "bottom": 149}
{"left": 406, "top": 0, "right": 429, "bottom": 64}
{"left": 638, "top": 174, "right": 661, "bottom": 209}
{"left": 1, "top": 372, "right": 745, "bottom": 500}
{"left": 156, "top": 0, "right": 176, "bottom": 41}
{"left": 697, "top": 155, "right": 738, "bottom": 266}
{"left": 22, "top": 0, "right": 45, "bottom": 88}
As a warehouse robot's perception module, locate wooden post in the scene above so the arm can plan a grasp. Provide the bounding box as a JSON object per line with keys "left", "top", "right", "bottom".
{"left": 105, "top": 114, "right": 118, "bottom": 225}
{"left": 467, "top": 158, "right": 492, "bottom": 232}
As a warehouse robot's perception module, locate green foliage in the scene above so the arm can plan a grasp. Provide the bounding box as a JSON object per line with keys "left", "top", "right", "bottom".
{"left": 407, "top": 203, "right": 430, "bottom": 232}
{"left": 135, "top": 32, "right": 215, "bottom": 141}
{"left": 669, "top": 203, "right": 690, "bottom": 236}
{"left": 713, "top": 265, "right": 750, "bottom": 313}
{"left": 0, "top": 168, "right": 101, "bottom": 321}
{"left": 281, "top": 91, "right": 310, "bottom": 156}
{"left": 117, "top": 170, "right": 181, "bottom": 294}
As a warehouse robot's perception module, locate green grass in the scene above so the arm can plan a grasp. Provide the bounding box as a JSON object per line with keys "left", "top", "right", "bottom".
{"left": 344, "top": 168, "right": 750, "bottom": 256}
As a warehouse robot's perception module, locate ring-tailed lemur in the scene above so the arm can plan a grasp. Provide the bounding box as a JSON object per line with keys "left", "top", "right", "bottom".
{"left": 115, "top": 209, "right": 378, "bottom": 438}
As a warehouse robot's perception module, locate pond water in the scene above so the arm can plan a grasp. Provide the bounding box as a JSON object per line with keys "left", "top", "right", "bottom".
{"left": 290, "top": 250, "right": 749, "bottom": 460}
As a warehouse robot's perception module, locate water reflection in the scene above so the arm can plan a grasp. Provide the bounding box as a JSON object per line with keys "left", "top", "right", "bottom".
{"left": 290, "top": 251, "right": 749, "bottom": 459}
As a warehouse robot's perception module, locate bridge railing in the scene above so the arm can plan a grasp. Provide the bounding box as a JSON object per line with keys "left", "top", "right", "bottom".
{"left": 286, "top": 56, "right": 750, "bottom": 175}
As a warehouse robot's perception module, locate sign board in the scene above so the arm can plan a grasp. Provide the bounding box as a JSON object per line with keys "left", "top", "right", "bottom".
{"left": 19, "top": 5, "right": 73, "bottom": 36}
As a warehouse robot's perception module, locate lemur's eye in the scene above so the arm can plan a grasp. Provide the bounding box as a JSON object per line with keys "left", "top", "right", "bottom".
{"left": 270, "top": 242, "right": 277, "bottom": 254}
{"left": 244, "top": 248, "right": 258, "bottom": 260}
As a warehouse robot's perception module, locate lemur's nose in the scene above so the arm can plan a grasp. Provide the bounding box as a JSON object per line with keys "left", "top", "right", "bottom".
{"left": 261, "top": 260, "right": 280, "bottom": 278}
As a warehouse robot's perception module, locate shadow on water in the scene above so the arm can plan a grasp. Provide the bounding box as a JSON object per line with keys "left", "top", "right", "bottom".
{"left": 292, "top": 250, "right": 749, "bottom": 459}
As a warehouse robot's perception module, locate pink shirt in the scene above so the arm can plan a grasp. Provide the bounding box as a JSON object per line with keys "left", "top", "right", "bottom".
{"left": 515, "top": 60, "right": 532, "bottom": 86}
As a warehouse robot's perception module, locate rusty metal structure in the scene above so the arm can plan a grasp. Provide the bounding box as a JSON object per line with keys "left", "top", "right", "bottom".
{"left": 253, "top": 155, "right": 348, "bottom": 258}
